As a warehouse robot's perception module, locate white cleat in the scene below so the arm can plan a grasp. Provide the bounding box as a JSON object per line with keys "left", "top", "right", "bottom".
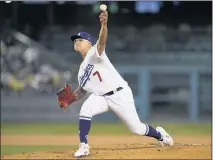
{"left": 74, "top": 143, "right": 90, "bottom": 158}
{"left": 156, "top": 126, "right": 174, "bottom": 147}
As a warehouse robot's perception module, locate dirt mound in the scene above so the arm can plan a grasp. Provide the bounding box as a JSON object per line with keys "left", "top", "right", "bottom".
{"left": 1, "top": 135, "right": 211, "bottom": 159}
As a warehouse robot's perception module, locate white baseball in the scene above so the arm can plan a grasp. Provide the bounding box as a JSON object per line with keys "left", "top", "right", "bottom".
{"left": 100, "top": 4, "right": 107, "bottom": 11}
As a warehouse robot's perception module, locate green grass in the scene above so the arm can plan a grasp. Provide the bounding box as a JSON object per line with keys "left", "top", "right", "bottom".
{"left": 1, "top": 123, "right": 211, "bottom": 136}
{"left": 1, "top": 145, "right": 76, "bottom": 155}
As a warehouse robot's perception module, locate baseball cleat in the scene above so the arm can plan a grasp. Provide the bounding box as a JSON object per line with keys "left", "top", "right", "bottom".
{"left": 156, "top": 126, "right": 174, "bottom": 147}
{"left": 74, "top": 143, "right": 90, "bottom": 158}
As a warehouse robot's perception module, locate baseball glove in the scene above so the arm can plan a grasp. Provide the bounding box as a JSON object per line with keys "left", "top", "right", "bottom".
{"left": 57, "top": 84, "right": 76, "bottom": 111}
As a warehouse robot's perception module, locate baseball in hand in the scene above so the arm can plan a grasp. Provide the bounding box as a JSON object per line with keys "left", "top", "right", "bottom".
{"left": 100, "top": 4, "right": 107, "bottom": 11}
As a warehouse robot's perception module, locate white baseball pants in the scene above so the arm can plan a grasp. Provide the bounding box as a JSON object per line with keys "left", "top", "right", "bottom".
{"left": 79, "top": 86, "right": 147, "bottom": 135}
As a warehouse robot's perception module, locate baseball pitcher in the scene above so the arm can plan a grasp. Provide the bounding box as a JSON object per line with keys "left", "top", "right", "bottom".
{"left": 57, "top": 9, "right": 174, "bottom": 158}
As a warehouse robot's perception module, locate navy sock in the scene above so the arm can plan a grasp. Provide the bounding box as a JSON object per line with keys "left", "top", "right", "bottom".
{"left": 145, "top": 124, "right": 162, "bottom": 141}
{"left": 79, "top": 116, "right": 91, "bottom": 144}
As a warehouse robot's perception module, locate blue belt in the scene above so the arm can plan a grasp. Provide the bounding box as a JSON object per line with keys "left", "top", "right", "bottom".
{"left": 103, "top": 87, "right": 123, "bottom": 96}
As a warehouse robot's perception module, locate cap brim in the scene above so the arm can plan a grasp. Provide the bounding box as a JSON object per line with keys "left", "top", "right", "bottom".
{"left": 70, "top": 35, "right": 82, "bottom": 42}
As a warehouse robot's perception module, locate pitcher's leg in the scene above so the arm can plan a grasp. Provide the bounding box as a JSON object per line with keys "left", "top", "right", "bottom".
{"left": 78, "top": 94, "right": 109, "bottom": 144}
{"left": 111, "top": 104, "right": 162, "bottom": 140}
{"left": 107, "top": 86, "right": 173, "bottom": 146}
{"left": 74, "top": 94, "right": 109, "bottom": 158}
{"left": 116, "top": 105, "right": 173, "bottom": 146}
{"left": 107, "top": 87, "right": 162, "bottom": 141}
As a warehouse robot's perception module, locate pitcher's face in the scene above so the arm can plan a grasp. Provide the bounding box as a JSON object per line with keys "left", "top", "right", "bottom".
{"left": 74, "top": 38, "right": 92, "bottom": 53}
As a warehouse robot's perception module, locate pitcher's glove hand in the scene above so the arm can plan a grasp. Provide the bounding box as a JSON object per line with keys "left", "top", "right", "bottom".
{"left": 57, "top": 84, "right": 76, "bottom": 111}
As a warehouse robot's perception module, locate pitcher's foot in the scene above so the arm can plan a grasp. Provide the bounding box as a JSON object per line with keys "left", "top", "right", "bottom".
{"left": 156, "top": 126, "right": 174, "bottom": 147}
{"left": 73, "top": 143, "right": 90, "bottom": 158}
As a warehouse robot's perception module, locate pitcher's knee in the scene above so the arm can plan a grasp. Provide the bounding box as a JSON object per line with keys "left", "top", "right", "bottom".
{"left": 79, "top": 107, "right": 93, "bottom": 118}
{"left": 131, "top": 123, "right": 147, "bottom": 136}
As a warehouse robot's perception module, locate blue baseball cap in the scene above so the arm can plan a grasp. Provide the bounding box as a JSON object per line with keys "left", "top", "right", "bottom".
{"left": 70, "top": 32, "right": 93, "bottom": 44}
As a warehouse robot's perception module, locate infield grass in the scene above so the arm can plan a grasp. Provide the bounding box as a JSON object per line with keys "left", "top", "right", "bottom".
{"left": 1, "top": 123, "right": 211, "bottom": 136}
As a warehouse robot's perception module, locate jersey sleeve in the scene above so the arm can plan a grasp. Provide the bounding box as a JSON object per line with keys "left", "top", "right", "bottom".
{"left": 93, "top": 42, "right": 107, "bottom": 59}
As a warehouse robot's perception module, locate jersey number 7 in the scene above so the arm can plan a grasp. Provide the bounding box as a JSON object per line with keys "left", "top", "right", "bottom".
{"left": 93, "top": 71, "right": 102, "bottom": 82}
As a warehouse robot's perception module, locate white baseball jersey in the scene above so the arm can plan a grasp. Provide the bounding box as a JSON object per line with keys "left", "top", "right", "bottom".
{"left": 78, "top": 43, "right": 128, "bottom": 95}
{"left": 78, "top": 44, "right": 147, "bottom": 137}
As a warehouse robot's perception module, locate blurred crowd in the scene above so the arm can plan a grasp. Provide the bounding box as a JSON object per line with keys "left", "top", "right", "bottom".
{"left": 1, "top": 36, "right": 71, "bottom": 96}
{"left": 1, "top": 23, "right": 211, "bottom": 96}
{"left": 39, "top": 24, "right": 212, "bottom": 55}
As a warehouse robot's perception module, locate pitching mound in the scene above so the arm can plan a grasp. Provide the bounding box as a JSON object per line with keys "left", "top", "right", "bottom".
{"left": 1, "top": 135, "right": 212, "bottom": 159}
